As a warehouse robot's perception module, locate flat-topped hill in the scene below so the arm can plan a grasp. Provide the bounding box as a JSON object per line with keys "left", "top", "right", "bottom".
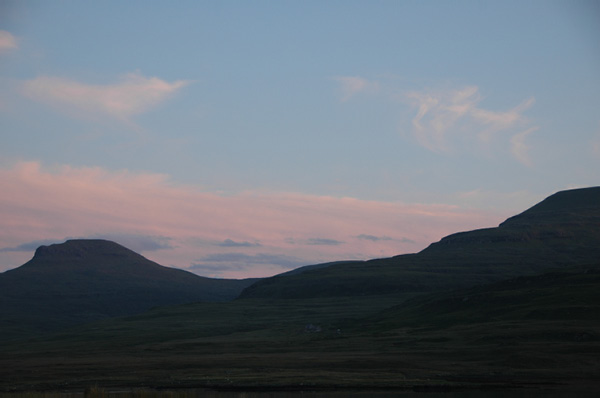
{"left": 0, "top": 239, "right": 256, "bottom": 339}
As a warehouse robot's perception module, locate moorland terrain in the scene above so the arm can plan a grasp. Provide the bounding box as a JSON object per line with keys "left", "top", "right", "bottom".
{"left": 0, "top": 187, "right": 599, "bottom": 394}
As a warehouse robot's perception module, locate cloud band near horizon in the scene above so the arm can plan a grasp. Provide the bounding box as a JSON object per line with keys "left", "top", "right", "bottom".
{"left": 0, "top": 161, "right": 507, "bottom": 278}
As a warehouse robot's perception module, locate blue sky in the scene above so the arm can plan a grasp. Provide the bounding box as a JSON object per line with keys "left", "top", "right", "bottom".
{"left": 1, "top": 1, "right": 599, "bottom": 277}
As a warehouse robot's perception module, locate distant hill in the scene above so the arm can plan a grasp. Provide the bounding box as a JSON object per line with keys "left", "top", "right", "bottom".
{"left": 240, "top": 187, "right": 600, "bottom": 299}
{"left": 0, "top": 239, "right": 257, "bottom": 340}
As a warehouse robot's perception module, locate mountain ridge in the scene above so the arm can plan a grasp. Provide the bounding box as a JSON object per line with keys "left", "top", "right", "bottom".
{"left": 240, "top": 187, "right": 600, "bottom": 299}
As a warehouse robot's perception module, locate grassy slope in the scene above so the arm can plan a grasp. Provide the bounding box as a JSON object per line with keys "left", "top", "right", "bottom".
{"left": 367, "top": 264, "right": 600, "bottom": 329}
{"left": 0, "top": 294, "right": 414, "bottom": 391}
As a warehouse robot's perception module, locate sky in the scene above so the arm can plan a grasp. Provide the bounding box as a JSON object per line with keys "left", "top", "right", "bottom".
{"left": 1, "top": 0, "right": 599, "bottom": 278}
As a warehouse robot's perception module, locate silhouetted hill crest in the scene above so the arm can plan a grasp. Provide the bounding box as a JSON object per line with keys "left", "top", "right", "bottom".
{"left": 33, "top": 239, "right": 136, "bottom": 259}
{"left": 424, "top": 187, "right": 600, "bottom": 250}
{"left": 500, "top": 186, "right": 600, "bottom": 227}
{"left": 0, "top": 239, "right": 257, "bottom": 339}
{"left": 240, "top": 187, "right": 600, "bottom": 299}
{"left": 28, "top": 239, "right": 150, "bottom": 269}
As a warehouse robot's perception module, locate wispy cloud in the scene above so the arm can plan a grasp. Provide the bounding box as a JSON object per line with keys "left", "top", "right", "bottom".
{"left": 407, "top": 86, "right": 480, "bottom": 152}
{"left": 21, "top": 72, "right": 190, "bottom": 121}
{"left": 334, "top": 76, "right": 379, "bottom": 101}
{"left": 592, "top": 125, "right": 600, "bottom": 158}
{"left": 472, "top": 97, "right": 534, "bottom": 129}
{"left": 405, "top": 85, "right": 537, "bottom": 159}
{"left": 510, "top": 126, "right": 539, "bottom": 166}
{"left": 0, "top": 31, "right": 17, "bottom": 54}
{"left": 0, "top": 161, "right": 507, "bottom": 277}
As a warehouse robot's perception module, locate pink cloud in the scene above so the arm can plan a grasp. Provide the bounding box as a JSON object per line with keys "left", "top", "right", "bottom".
{"left": 510, "top": 126, "right": 539, "bottom": 166}
{"left": 0, "top": 31, "right": 17, "bottom": 54}
{"left": 21, "top": 72, "right": 190, "bottom": 121}
{"left": 0, "top": 161, "right": 507, "bottom": 278}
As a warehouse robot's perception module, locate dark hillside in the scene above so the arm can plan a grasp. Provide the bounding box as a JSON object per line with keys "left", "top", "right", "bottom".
{"left": 0, "top": 239, "right": 256, "bottom": 340}
{"left": 366, "top": 263, "right": 600, "bottom": 330}
{"left": 2, "top": 264, "right": 599, "bottom": 391}
{"left": 241, "top": 187, "right": 600, "bottom": 299}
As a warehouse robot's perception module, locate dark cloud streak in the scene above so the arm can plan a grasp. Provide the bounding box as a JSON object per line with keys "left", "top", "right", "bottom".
{"left": 356, "top": 234, "right": 415, "bottom": 244}
{"left": 305, "top": 238, "right": 344, "bottom": 246}
{"left": 217, "top": 239, "right": 261, "bottom": 248}
{"left": 88, "top": 233, "right": 174, "bottom": 252}
{"left": 191, "top": 252, "right": 307, "bottom": 273}
{"left": 357, "top": 234, "right": 392, "bottom": 242}
{"left": 0, "top": 239, "right": 64, "bottom": 252}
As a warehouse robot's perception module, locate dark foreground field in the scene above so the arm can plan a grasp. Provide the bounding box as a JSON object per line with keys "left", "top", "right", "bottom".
{"left": 1, "top": 267, "right": 599, "bottom": 395}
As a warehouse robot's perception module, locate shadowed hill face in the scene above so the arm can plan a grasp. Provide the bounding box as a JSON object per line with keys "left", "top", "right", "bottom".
{"left": 363, "top": 263, "right": 600, "bottom": 331}
{"left": 0, "top": 239, "right": 257, "bottom": 340}
{"left": 240, "top": 187, "right": 600, "bottom": 299}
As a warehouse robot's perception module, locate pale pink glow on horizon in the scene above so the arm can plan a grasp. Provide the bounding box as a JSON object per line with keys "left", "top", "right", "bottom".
{"left": 0, "top": 161, "right": 507, "bottom": 278}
